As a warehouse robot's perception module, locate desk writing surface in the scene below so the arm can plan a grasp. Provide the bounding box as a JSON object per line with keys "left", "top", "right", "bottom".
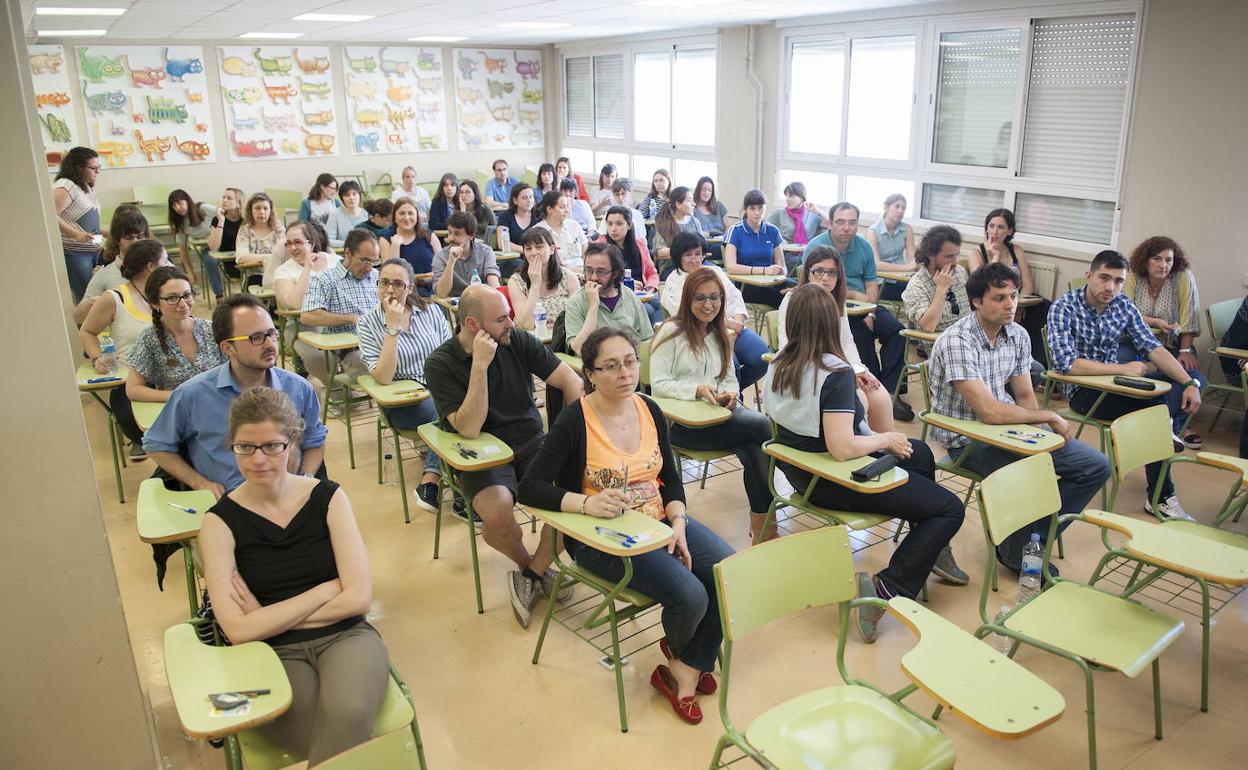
{"left": 650, "top": 396, "right": 732, "bottom": 428}
{"left": 76, "top": 361, "right": 129, "bottom": 391}
{"left": 1044, "top": 371, "right": 1172, "bottom": 398}
{"left": 845, "top": 300, "right": 877, "bottom": 317}
{"left": 295, "top": 331, "right": 359, "bottom": 351}
{"left": 730, "top": 273, "right": 786, "bottom": 288}
{"left": 356, "top": 375, "right": 428, "bottom": 407}
{"left": 920, "top": 412, "right": 1065, "bottom": 455}
{"left": 529, "top": 507, "right": 672, "bottom": 558}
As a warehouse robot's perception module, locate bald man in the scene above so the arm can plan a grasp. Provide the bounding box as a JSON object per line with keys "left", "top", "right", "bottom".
{"left": 425, "top": 285, "right": 584, "bottom": 627}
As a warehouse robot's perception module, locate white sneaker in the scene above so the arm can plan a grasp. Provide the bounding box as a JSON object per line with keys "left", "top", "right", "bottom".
{"left": 1144, "top": 495, "right": 1196, "bottom": 522}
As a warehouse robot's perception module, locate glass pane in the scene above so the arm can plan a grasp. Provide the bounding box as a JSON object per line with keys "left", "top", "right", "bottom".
{"left": 787, "top": 42, "right": 844, "bottom": 155}
{"left": 921, "top": 183, "right": 1004, "bottom": 227}
{"left": 560, "top": 147, "right": 594, "bottom": 178}
{"left": 632, "top": 154, "right": 672, "bottom": 186}
{"left": 846, "top": 35, "right": 915, "bottom": 160}
{"left": 1016, "top": 193, "right": 1115, "bottom": 244}
{"left": 845, "top": 176, "right": 917, "bottom": 218}
{"left": 672, "top": 49, "right": 716, "bottom": 147}
{"left": 634, "top": 52, "right": 671, "bottom": 144}
{"left": 593, "top": 54, "right": 625, "bottom": 140}
{"left": 778, "top": 168, "right": 841, "bottom": 209}
{"left": 565, "top": 56, "right": 593, "bottom": 137}
{"left": 671, "top": 158, "right": 718, "bottom": 189}
{"left": 594, "top": 150, "right": 630, "bottom": 182}
{"left": 932, "top": 28, "right": 1021, "bottom": 168}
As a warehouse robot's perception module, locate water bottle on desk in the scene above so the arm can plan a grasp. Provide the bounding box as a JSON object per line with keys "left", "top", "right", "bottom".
{"left": 470, "top": 268, "right": 481, "bottom": 286}
{"left": 623, "top": 268, "right": 634, "bottom": 291}
{"left": 98, "top": 332, "right": 118, "bottom": 374}
{"left": 534, "top": 299, "right": 548, "bottom": 336}
{"left": 1018, "top": 533, "right": 1044, "bottom": 605}
{"left": 497, "top": 226, "right": 511, "bottom": 254}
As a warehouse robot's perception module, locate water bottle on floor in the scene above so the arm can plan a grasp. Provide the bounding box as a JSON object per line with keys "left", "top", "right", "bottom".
{"left": 990, "top": 606, "right": 1012, "bottom": 654}
{"left": 470, "top": 268, "right": 481, "bottom": 286}
{"left": 1018, "top": 533, "right": 1044, "bottom": 605}
{"left": 98, "top": 332, "right": 118, "bottom": 374}
{"left": 382, "top": 452, "right": 396, "bottom": 485}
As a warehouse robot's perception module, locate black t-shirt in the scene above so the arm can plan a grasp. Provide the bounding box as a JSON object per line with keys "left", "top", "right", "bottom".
{"left": 425, "top": 328, "right": 560, "bottom": 447}
{"left": 220, "top": 216, "right": 241, "bottom": 252}
{"left": 775, "top": 367, "right": 864, "bottom": 453}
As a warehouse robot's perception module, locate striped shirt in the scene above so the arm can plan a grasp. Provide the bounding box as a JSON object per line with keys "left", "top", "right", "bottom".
{"left": 302, "top": 263, "right": 379, "bottom": 334}
{"left": 928, "top": 313, "right": 1032, "bottom": 449}
{"left": 356, "top": 303, "right": 451, "bottom": 384}
{"left": 1047, "top": 286, "right": 1160, "bottom": 377}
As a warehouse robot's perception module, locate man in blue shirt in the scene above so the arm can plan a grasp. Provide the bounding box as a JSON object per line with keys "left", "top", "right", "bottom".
{"left": 484, "top": 158, "right": 518, "bottom": 209}
{"left": 804, "top": 201, "right": 910, "bottom": 420}
{"left": 1047, "top": 249, "right": 1201, "bottom": 520}
{"left": 144, "top": 294, "right": 328, "bottom": 497}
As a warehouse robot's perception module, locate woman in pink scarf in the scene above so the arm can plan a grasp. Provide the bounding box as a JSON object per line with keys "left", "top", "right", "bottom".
{"left": 767, "top": 181, "right": 828, "bottom": 245}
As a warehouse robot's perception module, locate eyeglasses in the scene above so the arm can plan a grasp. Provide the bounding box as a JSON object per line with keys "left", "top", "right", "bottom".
{"left": 810, "top": 267, "right": 839, "bottom": 279}
{"left": 946, "top": 289, "right": 960, "bottom": 316}
{"left": 584, "top": 267, "right": 614, "bottom": 278}
{"left": 160, "top": 291, "right": 196, "bottom": 305}
{"left": 378, "top": 278, "right": 409, "bottom": 290}
{"left": 832, "top": 219, "right": 859, "bottom": 228}
{"left": 693, "top": 293, "right": 722, "bottom": 304}
{"left": 225, "top": 328, "right": 279, "bottom": 346}
{"left": 230, "top": 441, "right": 289, "bottom": 456}
{"left": 119, "top": 233, "right": 143, "bottom": 242}
{"left": 284, "top": 238, "right": 309, "bottom": 248}
{"left": 591, "top": 357, "right": 640, "bottom": 374}
{"left": 85, "top": 164, "right": 102, "bottom": 172}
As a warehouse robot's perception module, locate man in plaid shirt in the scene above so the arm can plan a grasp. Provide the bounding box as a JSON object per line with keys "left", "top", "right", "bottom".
{"left": 296, "top": 229, "right": 381, "bottom": 387}
{"left": 929, "top": 263, "right": 1110, "bottom": 571}
{"left": 1047, "top": 250, "right": 1201, "bottom": 520}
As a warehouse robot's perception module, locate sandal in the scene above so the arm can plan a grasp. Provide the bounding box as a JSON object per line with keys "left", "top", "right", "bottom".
{"left": 650, "top": 665, "right": 701, "bottom": 724}
{"left": 659, "top": 637, "right": 716, "bottom": 694}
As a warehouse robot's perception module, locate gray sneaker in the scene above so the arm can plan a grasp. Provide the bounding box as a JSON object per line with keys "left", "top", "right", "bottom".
{"left": 541, "top": 568, "right": 574, "bottom": 603}
{"left": 854, "top": 572, "right": 885, "bottom": 644}
{"left": 508, "top": 571, "right": 540, "bottom": 629}
{"left": 931, "top": 545, "right": 969, "bottom": 586}
{"left": 1145, "top": 495, "right": 1196, "bottom": 522}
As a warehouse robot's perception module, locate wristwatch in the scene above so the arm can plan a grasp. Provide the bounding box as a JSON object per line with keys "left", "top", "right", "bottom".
{"left": 1178, "top": 347, "right": 1195, "bottom": 353}
{"left": 384, "top": 326, "right": 401, "bottom": 336}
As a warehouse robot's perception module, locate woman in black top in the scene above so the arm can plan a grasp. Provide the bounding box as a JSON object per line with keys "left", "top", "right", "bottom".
{"left": 496, "top": 182, "right": 541, "bottom": 253}
{"left": 200, "top": 387, "right": 388, "bottom": 766}
{"left": 968, "top": 208, "right": 1051, "bottom": 365}
{"left": 427, "top": 172, "right": 458, "bottom": 232}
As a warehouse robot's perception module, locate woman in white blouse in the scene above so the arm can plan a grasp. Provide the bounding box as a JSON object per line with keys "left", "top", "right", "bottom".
{"left": 235, "top": 192, "right": 282, "bottom": 282}
{"left": 650, "top": 267, "right": 775, "bottom": 542}
{"left": 507, "top": 228, "right": 580, "bottom": 331}
{"left": 534, "top": 190, "right": 587, "bottom": 274}
{"left": 390, "top": 166, "right": 432, "bottom": 215}
{"left": 272, "top": 221, "right": 340, "bottom": 311}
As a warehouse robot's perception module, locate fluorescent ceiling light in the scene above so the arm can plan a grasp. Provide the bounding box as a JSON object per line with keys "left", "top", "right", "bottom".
{"left": 238, "top": 32, "right": 303, "bottom": 39}
{"left": 408, "top": 35, "right": 468, "bottom": 42}
{"left": 36, "top": 7, "right": 126, "bottom": 15}
{"left": 497, "top": 21, "right": 571, "bottom": 30}
{"left": 634, "top": 0, "right": 714, "bottom": 5}
{"left": 37, "top": 29, "right": 107, "bottom": 36}
{"left": 292, "top": 13, "right": 374, "bottom": 22}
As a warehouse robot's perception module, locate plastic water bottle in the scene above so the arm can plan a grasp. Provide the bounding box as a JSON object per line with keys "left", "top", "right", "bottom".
{"left": 497, "top": 226, "right": 511, "bottom": 253}
{"left": 533, "top": 299, "right": 548, "bottom": 335}
{"left": 622, "top": 268, "right": 635, "bottom": 291}
{"left": 1018, "top": 533, "right": 1044, "bottom": 605}
{"left": 470, "top": 268, "right": 482, "bottom": 286}
{"left": 98, "top": 332, "right": 118, "bottom": 374}
{"left": 989, "top": 606, "right": 1013, "bottom": 654}
{"left": 382, "top": 452, "right": 396, "bottom": 485}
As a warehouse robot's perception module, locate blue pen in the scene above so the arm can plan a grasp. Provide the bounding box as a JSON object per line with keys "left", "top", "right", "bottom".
{"left": 87, "top": 376, "right": 123, "bottom": 384}
{"left": 167, "top": 502, "right": 197, "bottom": 514}
{"left": 1006, "top": 435, "right": 1039, "bottom": 445}
{"left": 595, "top": 526, "right": 637, "bottom": 546}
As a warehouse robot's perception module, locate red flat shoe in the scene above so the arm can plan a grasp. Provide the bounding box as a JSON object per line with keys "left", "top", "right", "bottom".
{"left": 658, "top": 637, "right": 717, "bottom": 695}
{"left": 650, "top": 665, "right": 702, "bottom": 725}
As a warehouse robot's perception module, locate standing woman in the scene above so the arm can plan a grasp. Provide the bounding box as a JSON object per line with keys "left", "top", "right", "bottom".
{"left": 205, "top": 187, "right": 245, "bottom": 300}
{"left": 167, "top": 189, "right": 215, "bottom": 280}
{"left": 455, "top": 179, "right": 497, "bottom": 240}
{"left": 235, "top": 192, "right": 282, "bottom": 282}
{"left": 651, "top": 268, "right": 775, "bottom": 543}
{"left": 324, "top": 181, "right": 368, "bottom": 249}
{"left": 865, "top": 193, "right": 917, "bottom": 301}
{"left": 591, "top": 164, "right": 617, "bottom": 216}
{"left": 507, "top": 228, "right": 580, "bottom": 331}
{"left": 380, "top": 198, "right": 441, "bottom": 297}
{"left": 638, "top": 169, "right": 672, "bottom": 222}
{"left": 52, "top": 147, "right": 103, "bottom": 303}
{"left": 534, "top": 191, "right": 588, "bottom": 274}
{"left": 357, "top": 258, "right": 452, "bottom": 512}
{"left": 126, "top": 267, "right": 223, "bottom": 403}
{"left": 967, "top": 208, "right": 1050, "bottom": 365}
{"left": 496, "top": 182, "right": 540, "bottom": 255}
{"left": 766, "top": 181, "right": 827, "bottom": 247}
{"left": 723, "top": 189, "right": 791, "bottom": 309}
{"left": 652, "top": 186, "right": 706, "bottom": 262}
{"left": 199, "top": 387, "right": 388, "bottom": 766}
{"left": 427, "top": 173, "right": 458, "bottom": 232}
{"left": 298, "top": 173, "right": 340, "bottom": 226}
{"left": 390, "top": 165, "right": 431, "bottom": 215}
{"left": 535, "top": 162, "right": 558, "bottom": 196}
{"left": 555, "top": 156, "right": 590, "bottom": 201}
{"left": 692, "top": 177, "right": 728, "bottom": 237}
{"left": 519, "top": 327, "right": 735, "bottom": 725}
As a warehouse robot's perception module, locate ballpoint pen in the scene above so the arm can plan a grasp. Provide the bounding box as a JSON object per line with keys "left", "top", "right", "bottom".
{"left": 1005, "top": 429, "right": 1047, "bottom": 439}
{"left": 1005, "top": 435, "right": 1039, "bottom": 445}
{"left": 167, "top": 502, "right": 197, "bottom": 513}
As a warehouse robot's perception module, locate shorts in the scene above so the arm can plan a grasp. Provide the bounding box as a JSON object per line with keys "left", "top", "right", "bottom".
{"left": 458, "top": 433, "right": 544, "bottom": 505}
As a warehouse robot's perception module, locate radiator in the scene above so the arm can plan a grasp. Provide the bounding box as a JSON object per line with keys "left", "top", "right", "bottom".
{"left": 1030, "top": 261, "right": 1059, "bottom": 300}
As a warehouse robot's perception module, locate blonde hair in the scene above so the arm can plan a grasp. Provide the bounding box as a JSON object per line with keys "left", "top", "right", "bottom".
{"left": 228, "top": 387, "right": 305, "bottom": 472}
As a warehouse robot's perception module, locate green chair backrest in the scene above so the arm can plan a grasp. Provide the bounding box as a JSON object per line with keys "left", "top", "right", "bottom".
{"left": 1109, "top": 404, "right": 1173, "bottom": 481}
{"left": 639, "top": 333, "right": 654, "bottom": 389}
{"left": 139, "top": 202, "right": 168, "bottom": 228}
{"left": 417, "top": 181, "right": 439, "bottom": 197}
{"left": 977, "top": 453, "right": 1061, "bottom": 546}
{"left": 264, "top": 188, "right": 304, "bottom": 221}
{"left": 714, "top": 527, "right": 856, "bottom": 642}
{"left": 521, "top": 167, "right": 538, "bottom": 187}
{"left": 1207, "top": 298, "right": 1241, "bottom": 343}
{"left": 369, "top": 183, "right": 394, "bottom": 200}
{"left": 133, "top": 184, "right": 171, "bottom": 205}
{"left": 1067, "top": 277, "right": 1086, "bottom": 292}
{"left": 474, "top": 168, "right": 491, "bottom": 188}
{"left": 764, "top": 310, "right": 778, "bottom": 350}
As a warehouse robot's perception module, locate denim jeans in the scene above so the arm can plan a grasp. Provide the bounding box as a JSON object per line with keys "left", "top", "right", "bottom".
{"left": 779, "top": 439, "right": 964, "bottom": 599}
{"left": 948, "top": 438, "right": 1110, "bottom": 569}
{"left": 670, "top": 406, "right": 773, "bottom": 513}
{"left": 642, "top": 299, "right": 663, "bottom": 325}
{"left": 383, "top": 399, "right": 442, "bottom": 476}
{"left": 64, "top": 249, "right": 97, "bottom": 304}
{"left": 732, "top": 328, "right": 769, "bottom": 392}
{"left": 1070, "top": 387, "right": 1174, "bottom": 500}
{"left": 566, "top": 516, "right": 734, "bottom": 672}
{"left": 110, "top": 384, "right": 144, "bottom": 444}
{"left": 200, "top": 245, "right": 225, "bottom": 297}
{"left": 849, "top": 307, "right": 905, "bottom": 393}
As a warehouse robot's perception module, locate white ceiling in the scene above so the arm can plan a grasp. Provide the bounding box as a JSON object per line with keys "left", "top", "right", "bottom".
{"left": 27, "top": 0, "right": 943, "bottom": 45}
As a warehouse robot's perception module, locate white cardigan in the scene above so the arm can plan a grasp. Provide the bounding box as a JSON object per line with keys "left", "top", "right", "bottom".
{"left": 660, "top": 264, "right": 748, "bottom": 321}
{"left": 648, "top": 323, "right": 738, "bottom": 400}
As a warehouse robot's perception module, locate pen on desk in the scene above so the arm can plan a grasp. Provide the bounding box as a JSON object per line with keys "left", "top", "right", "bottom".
{"left": 595, "top": 526, "right": 637, "bottom": 545}
{"left": 167, "top": 502, "right": 197, "bottom": 513}
{"left": 1005, "top": 429, "right": 1047, "bottom": 439}
{"left": 1005, "top": 435, "right": 1039, "bottom": 445}
{"left": 86, "top": 376, "right": 123, "bottom": 384}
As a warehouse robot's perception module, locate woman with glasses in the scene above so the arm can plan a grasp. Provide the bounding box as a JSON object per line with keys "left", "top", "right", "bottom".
{"left": 273, "top": 222, "right": 341, "bottom": 311}
{"left": 357, "top": 258, "right": 452, "bottom": 513}
{"left": 595, "top": 205, "right": 660, "bottom": 323}
{"left": 199, "top": 386, "right": 388, "bottom": 765}
{"left": 74, "top": 207, "right": 151, "bottom": 326}
{"left": 380, "top": 197, "right": 442, "bottom": 297}
{"left": 52, "top": 147, "right": 104, "bottom": 303}
{"left": 298, "top": 173, "right": 339, "bottom": 226}
{"left": 126, "top": 267, "right": 223, "bottom": 403}
{"left": 650, "top": 268, "right": 775, "bottom": 543}
{"left": 565, "top": 243, "right": 653, "bottom": 356}
{"left": 519, "top": 326, "right": 735, "bottom": 725}
{"left": 900, "top": 225, "right": 970, "bottom": 336}
{"left": 454, "top": 179, "right": 497, "bottom": 240}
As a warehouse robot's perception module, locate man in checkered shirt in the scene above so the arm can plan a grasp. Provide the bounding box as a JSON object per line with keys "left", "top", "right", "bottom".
{"left": 929, "top": 263, "right": 1110, "bottom": 572}
{"left": 1047, "top": 250, "right": 1201, "bottom": 521}
{"left": 296, "top": 229, "right": 381, "bottom": 387}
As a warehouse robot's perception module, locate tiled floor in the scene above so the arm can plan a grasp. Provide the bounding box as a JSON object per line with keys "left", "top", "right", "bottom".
{"left": 87, "top": 374, "right": 1248, "bottom": 769}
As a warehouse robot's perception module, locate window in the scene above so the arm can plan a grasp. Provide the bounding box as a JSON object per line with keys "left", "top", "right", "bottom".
{"left": 846, "top": 36, "right": 915, "bottom": 160}
{"left": 931, "top": 28, "right": 1021, "bottom": 168}
{"left": 921, "top": 183, "right": 1004, "bottom": 228}
{"left": 633, "top": 154, "right": 672, "bottom": 187}
{"left": 1015, "top": 193, "right": 1115, "bottom": 245}
{"left": 560, "top": 147, "right": 595, "bottom": 178}
{"left": 633, "top": 52, "right": 672, "bottom": 145}
{"left": 594, "top": 150, "right": 630, "bottom": 181}
{"left": 565, "top": 58, "right": 593, "bottom": 138}
{"left": 671, "top": 159, "right": 718, "bottom": 188}
{"left": 787, "top": 42, "right": 844, "bottom": 155}
{"left": 845, "top": 176, "right": 917, "bottom": 216}
{"left": 633, "top": 47, "right": 717, "bottom": 148}
{"left": 778, "top": 169, "right": 840, "bottom": 208}
{"left": 564, "top": 54, "right": 625, "bottom": 140}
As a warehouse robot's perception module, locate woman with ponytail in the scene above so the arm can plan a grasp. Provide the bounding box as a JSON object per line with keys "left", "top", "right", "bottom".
{"left": 126, "top": 265, "right": 224, "bottom": 403}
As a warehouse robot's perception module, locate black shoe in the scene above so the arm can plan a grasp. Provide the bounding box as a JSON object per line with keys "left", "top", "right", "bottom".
{"left": 893, "top": 399, "right": 915, "bottom": 422}
{"left": 413, "top": 482, "right": 439, "bottom": 514}
{"left": 451, "top": 494, "right": 482, "bottom": 530}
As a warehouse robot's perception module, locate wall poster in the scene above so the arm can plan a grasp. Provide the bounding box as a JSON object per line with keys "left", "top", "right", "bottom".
{"left": 451, "top": 48, "right": 544, "bottom": 150}
{"left": 342, "top": 46, "right": 448, "bottom": 155}
{"left": 216, "top": 45, "right": 338, "bottom": 161}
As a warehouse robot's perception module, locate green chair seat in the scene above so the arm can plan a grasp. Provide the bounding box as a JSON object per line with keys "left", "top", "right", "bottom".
{"left": 315, "top": 728, "right": 424, "bottom": 768}
{"left": 793, "top": 503, "right": 891, "bottom": 532}
{"left": 559, "top": 560, "right": 654, "bottom": 608}
{"left": 1160, "top": 519, "right": 1248, "bottom": 550}
{"left": 673, "top": 446, "right": 732, "bottom": 463}
{"left": 1196, "top": 451, "right": 1248, "bottom": 485}
{"left": 1005, "top": 582, "right": 1184, "bottom": 677}
{"left": 745, "top": 685, "right": 955, "bottom": 770}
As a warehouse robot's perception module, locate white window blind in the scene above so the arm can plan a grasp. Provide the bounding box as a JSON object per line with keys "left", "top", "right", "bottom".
{"left": 1016, "top": 193, "right": 1115, "bottom": 244}
{"left": 921, "top": 182, "right": 1004, "bottom": 227}
{"left": 787, "top": 41, "right": 844, "bottom": 155}
{"left": 593, "top": 55, "right": 625, "bottom": 140}
{"left": 932, "top": 28, "right": 1021, "bottom": 167}
{"left": 1020, "top": 15, "right": 1135, "bottom": 187}
{"left": 565, "top": 57, "right": 593, "bottom": 138}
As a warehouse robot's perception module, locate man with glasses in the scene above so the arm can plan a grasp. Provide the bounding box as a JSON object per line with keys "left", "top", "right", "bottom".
{"left": 485, "top": 158, "right": 518, "bottom": 209}
{"left": 433, "top": 211, "right": 500, "bottom": 298}
{"left": 424, "top": 284, "right": 584, "bottom": 628}
{"left": 295, "top": 229, "right": 380, "bottom": 387}
{"left": 803, "top": 201, "right": 910, "bottom": 420}
{"left": 901, "top": 225, "right": 970, "bottom": 338}
{"left": 565, "top": 242, "right": 654, "bottom": 356}
{"left": 144, "top": 294, "right": 328, "bottom": 498}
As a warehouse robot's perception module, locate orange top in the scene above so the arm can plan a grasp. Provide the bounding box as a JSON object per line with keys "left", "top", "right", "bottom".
{"left": 581, "top": 394, "right": 665, "bottom": 520}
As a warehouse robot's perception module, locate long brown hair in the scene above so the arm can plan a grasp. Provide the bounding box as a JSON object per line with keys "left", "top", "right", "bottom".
{"left": 393, "top": 197, "right": 429, "bottom": 241}
{"left": 654, "top": 186, "right": 691, "bottom": 247}
{"left": 799, "top": 246, "right": 847, "bottom": 309}
{"left": 651, "top": 267, "right": 731, "bottom": 381}
{"left": 771, "top": 284, "right": 849, "bottom": 399}
{"left": 518, "top": 228, "right": 562, "bottom": 292}
{"left": 144, "top": 265, "right": 192, "bottom": 366}
{"left": 378, "top": 258, "right": 430, "bottom": 311}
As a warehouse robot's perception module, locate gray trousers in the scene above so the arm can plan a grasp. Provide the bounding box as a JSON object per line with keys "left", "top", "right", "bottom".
{"left": 294, "top": 344, "right": 368, "bottom": 388}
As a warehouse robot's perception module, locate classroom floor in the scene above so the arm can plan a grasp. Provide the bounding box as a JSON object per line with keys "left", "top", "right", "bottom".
{"left": 85, "top": 357, "right": 1248, "bottom": 769}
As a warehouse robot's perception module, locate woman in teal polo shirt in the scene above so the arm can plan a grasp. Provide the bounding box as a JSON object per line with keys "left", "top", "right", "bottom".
{"left": 723, "top": 189, "right": 793, "bottom": 308}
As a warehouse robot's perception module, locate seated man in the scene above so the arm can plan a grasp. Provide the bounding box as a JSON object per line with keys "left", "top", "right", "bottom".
{"left": 1048, "top": 249, "right": 1202, "bottom": 519}
{"left": 1217, "top": 294, "right": 1248, "bottom": 458}
{"left": 144, "top": 293, "right": 327, "bottom": 498}
{"left": 901, "top": 225, "right": 970, "bottom": 335}
{"left": 296, "top": 228, "right": 380, "bottom": 387}
{"left": 929, "top": 263, "right": 1110, "bottom": 571}
{"left": 424, "top": 284, "right": 584, "bottom": 628}
{"left": 485, "top": 158, "right": 518, "bottom": 209}
{"left": 804, "top": 201, "right": 909, "bottom": 420}
{"left": 433, "top": 211, "right": 501, "bottom": 298}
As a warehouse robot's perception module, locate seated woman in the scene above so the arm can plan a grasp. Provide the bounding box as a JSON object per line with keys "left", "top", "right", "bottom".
{"left": 126, "top": 267, "right": 223, "bottom": 403}
{"left": 390, "top": 166, "right": 431, "bottom": 214}
{"left": 652, "top": 186, "right": 707, "bottom": 265}
{"left": 638, "top": 169, "right": 672, "bottom": 222}
{"left": 766, "top": 181, "right": 827, "bottom": 248}
{"left": 298, "top": 173, "right": 340, "bottom": 226}
{"left": 967, "top": 208, "right": 1050, "bottom": 366}
{"left": 507, "top": 228, "right": 580, "bottom": 331}
{"left": 357, "top": 258, "right": 452, "bottom": 513}
{"left": 535, "top": 162, "right": 558, "bottom": 197}
{"left": 455, "top": 179, "right": 497, "bottom": 240}
{"left": 75, "top": 206, "right": 149, "bottom": 326}
{"left": 764, "top": 284, "right": 965, "bottom": 642}
{"left": 205, "top": 187, "right": 246, "bottom": 300}
{"left": 692, "top": 176, "right": 728, "bottom": 238}
{"left": 496, "top": 183, "right": 540, "bottom": 254}
{"left": 661, "top": 232, "right": 768, "bottom": 392}
{"left": 518, "top": 327, "right": 735, "bottom": 725}
{"left": 555, "top": 156, "right": 590, "bottom": 201}
{"left": 651, "top": 268, "right": 775, "bottom": 542}
{"left": 324, "top": 181, "right": 369, "bottom": 249}
{"left": 273, "top": 222, "right": 341, "bottom": 311}
{"left": 609, "top": 179, "right": 646, "bottom": 235}
{"left": 427, "top": 173, "right": 458, "bottom": 232}
{"left": 1125, "top": 236, "right": 1205, "bottom": 448}
{"left": 591, "top": 164, "right": 617, "bottom": 216}
{"left": 596, "top": 205, "right": 660, "bottom": 323}
{"left": 566, "top": 243, "right": 653, "bottom": 355}
{"left": 559, "top": 178, "right": 596, "bottom": 234}
{"left": 235, "top": 192, "right": 282, "bottom": 284}
{"left": 359, "top": 198, "right": 396, "bottom": 241}
{"left": 199, "top": 387, "right": 388, "bottom": 766}
{"left": 168, "top": 189, "right": 215, "bottom": 280}
{"left": 79, "top": 240, "right": 169, "bottom": 459}
{"left": 865, "top": 193, "right": 917, "bottom": 302}
{"left": 779, "top": 247, "right": 894, "bottom": 433}
{"left": 723, "top": 189, "right": 793, "bottom": 309}
{"left": 380, "top": 198, "right": 441, "bottom": 297}
{"left": 534, "top": 191, "right": 588, "bottom": 274}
